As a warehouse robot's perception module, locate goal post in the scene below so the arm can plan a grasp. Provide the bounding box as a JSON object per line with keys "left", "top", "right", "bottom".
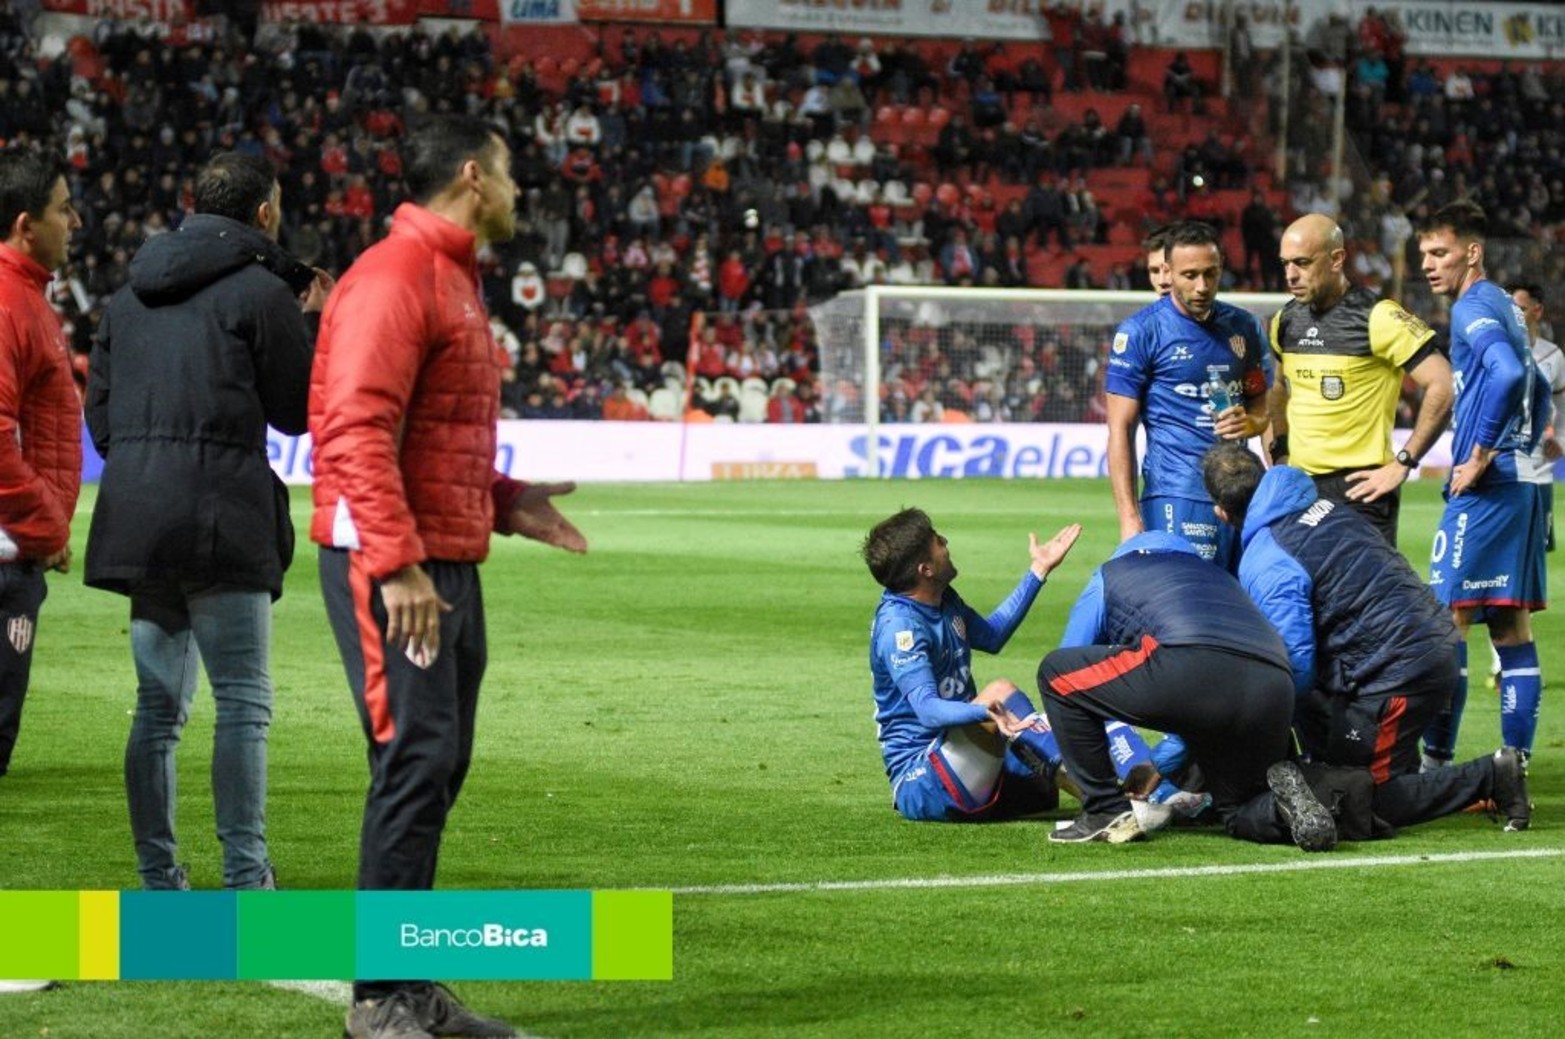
{"left": 810, "top": 285, "right": 1291, "bottom": 475}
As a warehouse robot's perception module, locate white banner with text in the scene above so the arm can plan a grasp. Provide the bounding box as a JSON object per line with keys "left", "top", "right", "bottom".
{"left": 261, "top": 422, "right": 1459, "bottom": 484}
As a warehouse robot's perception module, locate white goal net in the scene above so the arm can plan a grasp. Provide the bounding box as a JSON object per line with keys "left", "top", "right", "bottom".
{"left": 811, "top": 286, "right": 1290, "bottom": 432}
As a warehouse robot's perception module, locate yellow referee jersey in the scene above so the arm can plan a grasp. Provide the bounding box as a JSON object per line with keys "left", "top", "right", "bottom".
{"left": 1270, "top": 285, "right": 1437, "bottom": 474}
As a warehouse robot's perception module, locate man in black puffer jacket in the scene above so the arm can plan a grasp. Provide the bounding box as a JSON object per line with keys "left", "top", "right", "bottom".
{"left": 86, "top": 152, "right": 332, "bottom": 891}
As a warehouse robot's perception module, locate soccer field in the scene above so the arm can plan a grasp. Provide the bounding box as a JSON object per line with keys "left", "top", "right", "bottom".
{"left": 2, "top": 478, "right": 1561, "bottom": 1038}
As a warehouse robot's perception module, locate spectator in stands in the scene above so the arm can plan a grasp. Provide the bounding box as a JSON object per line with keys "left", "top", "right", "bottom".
{"left": 1239, "top": 190, "right": 1282, "bottom": 290}
{"left": 1164, "top": 51, "right": 1199, "bottom": 112}
{"left": 1025, "top": 172, "right": 1072, "bottom": 252}
{"left": 1115, "top": 103, "right": 1154, "bottom": 166}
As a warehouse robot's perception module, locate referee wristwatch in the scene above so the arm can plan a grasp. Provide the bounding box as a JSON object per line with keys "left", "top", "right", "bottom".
{"left": 1395, "top": 449, "right": 1418, "bottom": 469}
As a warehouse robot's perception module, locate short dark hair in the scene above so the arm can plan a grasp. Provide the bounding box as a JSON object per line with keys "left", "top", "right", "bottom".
{"left": 1202, "top": 442, "right": 1265, "bottom": 530}
{"left": 1420, "top": 199, "right": 1487, "bottom": 242}
{"left": 1165, "top": 220, "right": 1222, "bottom": 261}
{"left": 862, "top": 508, "right": 936, "bottom": 592}
{"left": 0, "top": 146, "right": 66, "bottom": 240}
{"left": 193, "top": 152, "right": 277, "bottom": 224}
{"left": 403, "top": 115, "right": 504, "bottom": 204}
{"left": 1505, "top": 282, "right": 1543, "bottom": 306}
{"left": 1141, "top": 224, "right": 1172, "bottom": 255}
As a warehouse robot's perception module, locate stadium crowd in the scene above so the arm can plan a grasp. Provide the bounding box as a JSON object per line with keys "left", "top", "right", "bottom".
{"left": 1, "top": 2, "right": 1563, "bottom": 423}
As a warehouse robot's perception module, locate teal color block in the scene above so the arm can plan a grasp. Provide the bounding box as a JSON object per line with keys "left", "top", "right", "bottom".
{"left": 357, "top": 890, "right": 591, "bottom": 981}
{"left": 120, "top": 892, "right": 237, "bottom": 980}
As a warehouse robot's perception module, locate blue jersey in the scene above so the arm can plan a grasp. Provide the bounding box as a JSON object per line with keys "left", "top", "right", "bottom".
{"left": 1106, "top": 296, "right": 1273, "bottom": 501}
{"left": 1448, "top": 280, "right": 1542, "bottom": 486}
{"left": 869, "top": 571, "right": 1042, "bottom": 782}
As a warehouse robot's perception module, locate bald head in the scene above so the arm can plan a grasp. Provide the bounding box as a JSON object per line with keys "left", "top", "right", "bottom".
{"left": 1279, "top": 213, "right": 1348, "bottom": 310}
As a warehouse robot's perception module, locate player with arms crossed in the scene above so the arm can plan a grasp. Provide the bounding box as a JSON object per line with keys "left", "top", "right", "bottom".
{"left": 862, "top": 509, "right": 1155, "bottom": 823}
{"left": 1418, "top": 201, "right": 1550, "bottom": 773}
{"left": 1106, "top": 221, "right": 1272, "bottom": 569}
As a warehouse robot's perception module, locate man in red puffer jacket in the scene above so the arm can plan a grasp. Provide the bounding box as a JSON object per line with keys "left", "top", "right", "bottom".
{"left": 0, "top": 147, "right": 81, "bottom": 779}
{"left": 310, "top": 115, "right": 587, "bottom": 1039}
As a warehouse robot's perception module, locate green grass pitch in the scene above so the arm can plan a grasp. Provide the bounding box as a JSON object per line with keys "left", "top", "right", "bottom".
{"left": 1, "top": 478, "right": 1561, "bottom": 1038}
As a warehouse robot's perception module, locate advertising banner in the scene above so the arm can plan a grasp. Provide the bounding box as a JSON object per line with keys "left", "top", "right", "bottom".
{"left": 1146, "top": 0, "right": 1565, "bottom": 58}
{"left": 575, "top": 0, "right": 715, "bottom": 24}
{"left": 261, "top": 0, "right": 422, "bottom": 23}
{"left": 499, "top": 0, "right": 578, "bottom": 24}
{"left": 724, "top": 0, "right": 1049, "bottom": 42}
{"left": 259, "top": 422, "right": 1457, "bottom": 485}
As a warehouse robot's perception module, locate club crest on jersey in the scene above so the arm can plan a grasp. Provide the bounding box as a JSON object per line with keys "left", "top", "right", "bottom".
{"left": 951, "top": 616, "right": 966, "bottom": 641}
{"left": 1112, "top": 332, "right": 1128, "bottom": 355}
{"left": 895, "top": 630, "right": 914, "bottom": 651}
{"left": 1228, "top": 335, "right": 1246, "bottom": 359}
{"left": 8, "top": 615, "right": 33, "bottom": 654}
{"left": 1321, "top": 375, "right": 1345, "bottom": 400}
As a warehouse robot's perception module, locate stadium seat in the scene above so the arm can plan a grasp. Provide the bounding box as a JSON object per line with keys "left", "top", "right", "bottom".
{"left": 559, "top": 57, "right": 580, "bottom": 79}
{"left": 741, "top": 376, "right": 769, "bottom": 396}
{"left": 911, "top": 181, "right": 933, "bottom": 206}
{"left": 647, "top": 387, "right": 681, "bottom": 421}
{"left": 693, "top": 376, "right": 715, "bottom": 402}
{"left": 738, "top": 387, "right": 769, "bottom": 423}
{"left": 936, "top": 182, "right": 960, "bottom": 207}
{"left": 883, "top": 179, "right": 910, "bottom": 204}
{"left": 875, "top": 105, "right": 898, "bottom": 125}
{"left": 714, "top": 376, "right": 741, "bottom": 400}
{"left": 901, "top": 107, "right": 926, "bottom": 127}
{"left": 927, "top": 106, "right": 952, "bottom": 129}
{"left": 660, "top": 359, "right": 686, "bottom": 381}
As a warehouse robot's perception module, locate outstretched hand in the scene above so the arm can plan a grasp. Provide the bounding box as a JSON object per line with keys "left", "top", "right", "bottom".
{"left": 1029, "top": 522, "right": 1082, "bottom": 580}
{"left": 508, "top": 482, "right": 589, "bottom": 553}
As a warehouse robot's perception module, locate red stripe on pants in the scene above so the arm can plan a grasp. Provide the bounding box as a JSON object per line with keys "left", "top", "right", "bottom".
{"left": 348, "top": 553, "right": 395, "bottom": 744}
{"left": 1371, "top": 695, "right": 1407, "bottom": 784}
{"left": 1048, "top": 634, "right": 1160, "bottom": 695}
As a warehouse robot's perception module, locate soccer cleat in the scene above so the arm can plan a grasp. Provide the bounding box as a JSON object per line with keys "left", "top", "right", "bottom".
{"left": 345, "top": 992, "right": 435, "bottom": 1039}
{"left": 1267, "top": 761, "right": 1337, "bottom": 852}
{"left": 1490, "top": 747, "right": 1531, "bottom": 832}
{"left": 413, "top": 983, "right": 518, "bottom": 1038}
{"left": 1048, "top": 808, "right": 1145, "bottom": 844}
{"left": 1161, "top": 789, "right": 1213, "bottom": 820}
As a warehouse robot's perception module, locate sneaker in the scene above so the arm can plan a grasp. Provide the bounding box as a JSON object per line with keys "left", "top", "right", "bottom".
{"left": 345, "top": 992, "right": 435, "bottom": 1039}
{"left": 1048, "top": 808, "right": 1144, "bottom": 844}
{"left": 1162, "top": 789, "right": 1213, "bottom": 820}
{"left": 0, "top": 981, "right": 57, "bottom": 994}
{"left": 413, "top": 983, "right": 518, "bottom": 1038}
{"left": 1419, "top": 753, "right": 1449, "bottom": 773}
{"left": 1491, "top": 747, "right": 1531, "bottom": 832}
{"left": 1267, "top": 761, "right": 1337, "bottom": 852}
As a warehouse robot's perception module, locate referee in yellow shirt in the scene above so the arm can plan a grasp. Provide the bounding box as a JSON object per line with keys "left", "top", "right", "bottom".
{"left": 1267, "top": 214, "right": 1454, "bottom": 545}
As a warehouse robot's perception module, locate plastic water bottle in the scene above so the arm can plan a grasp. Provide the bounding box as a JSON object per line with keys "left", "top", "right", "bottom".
{"left": 1207, "top": 370, "right": 1233, "bottom": 416}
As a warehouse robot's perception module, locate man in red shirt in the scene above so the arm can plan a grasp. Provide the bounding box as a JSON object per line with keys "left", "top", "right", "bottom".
{"left": 310, "top": 115, "right": 587, "bottom": 1039}
{"left": 0, "top": 148, "right": 81, "bottom": 781}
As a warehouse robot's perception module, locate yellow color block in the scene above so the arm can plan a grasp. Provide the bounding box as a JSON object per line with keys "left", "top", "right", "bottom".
{"left": 78, "top": 891, "right": 120, "bottom": 980}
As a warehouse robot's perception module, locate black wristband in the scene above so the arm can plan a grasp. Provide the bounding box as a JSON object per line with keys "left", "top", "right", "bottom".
{"left": 1268, "top": 434, "right": 1289, "bottom": 459}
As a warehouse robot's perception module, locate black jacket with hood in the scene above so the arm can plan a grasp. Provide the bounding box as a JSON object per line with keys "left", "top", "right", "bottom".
{"left": 85, "top": 214, "right": 316, "bottom": 599}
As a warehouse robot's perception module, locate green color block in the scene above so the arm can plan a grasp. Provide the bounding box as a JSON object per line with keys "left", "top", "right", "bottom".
{"left": 591, "top": 891, "right": 672, "bottom": 981}
{"left": 237, "top": 891, "right": 356, "bottom": 980}
{"left": 0, "top": 891, "right": 78, "bottom": 978}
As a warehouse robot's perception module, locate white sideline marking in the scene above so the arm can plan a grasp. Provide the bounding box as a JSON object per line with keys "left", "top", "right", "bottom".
{"left": 268, "top": 980, "right": 553, "bottom": 1039}
{"left": 672, "top": 847, "right": 1564, "bottom": 896}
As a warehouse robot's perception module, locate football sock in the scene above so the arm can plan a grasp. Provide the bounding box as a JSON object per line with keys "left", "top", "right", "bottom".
{"left": 1104, "top": 720, "right": 1154, "bottom": 781}
{"left": 1496, "top": 641, "right": 1542, "bottom": 755}
{"left": 1422, "top": 641, "right": 1466, "bottom": 763}
{"left": 1001, "top": 690, "right": 1061, "bottom": 776}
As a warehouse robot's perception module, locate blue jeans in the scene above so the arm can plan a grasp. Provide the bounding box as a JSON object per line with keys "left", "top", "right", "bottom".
{"left": 124, "top": 586, "right": 274, "bottom": 889}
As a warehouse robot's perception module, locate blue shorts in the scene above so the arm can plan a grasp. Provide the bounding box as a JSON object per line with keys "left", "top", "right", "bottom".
{"left": 1429, "top": 482, "right": 1548, "bottom": 611}
{"left": 891, "top": 737, "right": 1058, "bottom": 823}
{"left": 1141, "top": 496, "right": 1239, "bottom": 572}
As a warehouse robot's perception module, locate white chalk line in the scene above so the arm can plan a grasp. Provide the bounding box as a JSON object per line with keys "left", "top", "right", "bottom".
{"left": 671, "top": 847, "right": 1564, "bottom": 896}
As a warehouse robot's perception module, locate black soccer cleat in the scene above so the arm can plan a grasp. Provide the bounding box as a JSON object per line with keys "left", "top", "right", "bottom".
{"left": 1267, "top": 761, "right": 1337, "bottom": 852}
{"left": 1491, "top": 747, "right": 1532, "bottom": 832}
{"left": 1048, "top": 808, "right": 1145, "bottom": 844}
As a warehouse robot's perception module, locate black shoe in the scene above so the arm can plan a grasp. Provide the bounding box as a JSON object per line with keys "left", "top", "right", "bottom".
{"left": 344, "top": 991, "right": 434, "bottom": 1039}
{"left": 1267, "top": 761, "right": 1337, "bottom": 852}
{"left": 413, "top": 983, "right": 517, "bottom": 1038}
{"left": 1491, "top": 747, "right": 1531, "bottom": 832}
{"left": 1048, "top": 808, "right": 1144, "bottom": 844}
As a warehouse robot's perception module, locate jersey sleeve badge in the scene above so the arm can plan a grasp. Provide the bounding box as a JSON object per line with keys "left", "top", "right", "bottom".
{"left": 895, "top": 630, "right": 914, "bottom": 651}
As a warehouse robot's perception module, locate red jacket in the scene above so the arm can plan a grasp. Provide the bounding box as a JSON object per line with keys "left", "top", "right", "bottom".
{"left": 0, "top": 243, "right": 81, "bottom": 561}
{"left": 309, "top": 204, "right": 525, "bottom": 579}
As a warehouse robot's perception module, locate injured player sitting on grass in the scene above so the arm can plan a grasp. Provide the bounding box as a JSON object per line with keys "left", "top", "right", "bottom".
{"left": 863, "top": 507, "right": 1197, "bottom": 826}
